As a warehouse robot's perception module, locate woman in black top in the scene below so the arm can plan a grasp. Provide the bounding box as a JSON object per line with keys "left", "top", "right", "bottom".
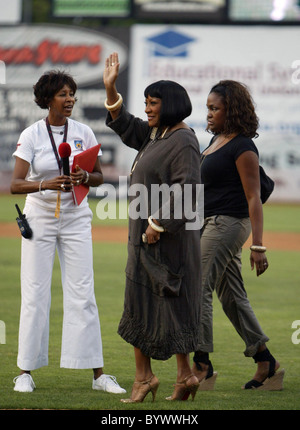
{"left": 192, "top": 80, "right": 284, "bottom": 391}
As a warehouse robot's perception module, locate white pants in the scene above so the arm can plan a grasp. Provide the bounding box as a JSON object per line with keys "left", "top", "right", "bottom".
{"left": 17, "top": 201, "right": 103, "bottom": 370}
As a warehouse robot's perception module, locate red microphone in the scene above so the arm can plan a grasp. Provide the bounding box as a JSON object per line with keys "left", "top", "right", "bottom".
{"left": 58, "top": 142, "right": 71, "bottom": 176}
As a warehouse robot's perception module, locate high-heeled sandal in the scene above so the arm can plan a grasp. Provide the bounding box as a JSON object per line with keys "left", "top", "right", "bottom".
{"left": 243, "top": 348, "right": 285, "bottom": 391}
{"left": 181, "top": 354, "right": 217, "bottom": 400}
{"left": 120, "top": 375, "right": 159, "bottom": 403}
{"left": 166, "top": 374, "right": 199, "bottom": 401}
{"left": 193, "top": 354, "right": 218, "bottom": 391}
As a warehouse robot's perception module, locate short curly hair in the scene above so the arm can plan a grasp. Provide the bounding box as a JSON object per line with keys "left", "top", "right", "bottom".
{"left": 33, "top": 70, "right": 77, "bottom": 109}
{"left": 208, "top": 80, "right": 259, "bottom": 138}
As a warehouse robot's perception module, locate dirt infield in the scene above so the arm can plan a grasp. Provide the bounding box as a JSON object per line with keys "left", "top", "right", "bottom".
{"left": 1, "top": 222, "right": 300, "bottom": 251}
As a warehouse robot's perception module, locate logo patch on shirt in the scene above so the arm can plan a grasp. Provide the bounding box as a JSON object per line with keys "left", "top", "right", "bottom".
{"left": 73, "top": 140, "right": 83, "bottom": 150}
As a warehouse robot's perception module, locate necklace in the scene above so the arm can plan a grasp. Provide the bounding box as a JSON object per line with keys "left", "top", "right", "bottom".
{"left": 51, "top": 129, "right": 64, "bottom": 135}
{"left": 130, "top": 127, "right": 169, "bottom": 175}
{"left": 203, "top": 136, "right": 227, "bottom": 156}
{"left": 203, "top": 132, "right": 239, "bottom": 156}
{"left": 200, "top": 137, "right": 230, "bottom": 167}
{"left": 160, "top": 127, "right": 169, "bottom": 139}
{"left": 201, "top": 134, "right": 235, "bottom": 167}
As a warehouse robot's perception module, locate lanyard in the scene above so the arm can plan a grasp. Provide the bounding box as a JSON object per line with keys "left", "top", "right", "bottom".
{"left": 130, "top": 127, "right": 168, "bottom": 176}
{"left": 45, "top": 117, "right": 68, "bottom": 174}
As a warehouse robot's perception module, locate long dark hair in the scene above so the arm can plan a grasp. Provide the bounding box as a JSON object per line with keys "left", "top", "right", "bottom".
{"left": 208, "top": 80, "right": 259, "bottom": 138}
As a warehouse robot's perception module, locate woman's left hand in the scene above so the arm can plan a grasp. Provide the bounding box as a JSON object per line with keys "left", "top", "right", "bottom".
{"left": 250, "top": 251, "right": 269, "bottom": 277}
{"left": 103, "top": 52, "right": 119, "bottom": 88}
{"left": 70, "top": 164, "right": 86, "bottom": 186}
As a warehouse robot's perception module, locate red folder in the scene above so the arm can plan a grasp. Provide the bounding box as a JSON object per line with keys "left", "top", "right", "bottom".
{"left": 71, "top": 144, "right": 101, "bottom": 206}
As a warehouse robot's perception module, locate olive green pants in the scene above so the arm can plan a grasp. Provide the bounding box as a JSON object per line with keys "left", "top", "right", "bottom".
{"left": 199, "top": 215, "right": 269, "bottom": 357}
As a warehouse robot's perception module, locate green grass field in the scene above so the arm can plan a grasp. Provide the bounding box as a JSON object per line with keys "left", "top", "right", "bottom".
{"left": 0, "top": 194, "right": 299, "bottom": 411}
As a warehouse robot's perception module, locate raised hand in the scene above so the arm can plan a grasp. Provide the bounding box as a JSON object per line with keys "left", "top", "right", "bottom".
{"left": 103, "top": 52, "right": 122, "bottom": 119}
{"left": 103, "top": 52, "right": 120, "bottom": 89}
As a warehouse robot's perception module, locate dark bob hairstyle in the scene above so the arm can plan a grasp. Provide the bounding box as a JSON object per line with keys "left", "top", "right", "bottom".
{"left": 33, "top": 70, "right": 77, "bottom": 110}
{"left": 208, "top": 80, "right": 259, "bottom": 138}
{"left": 144, "top": 80, "right": 192, "bottom": 128}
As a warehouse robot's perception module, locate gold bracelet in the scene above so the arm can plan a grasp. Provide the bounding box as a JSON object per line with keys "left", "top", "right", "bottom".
{"left": 148, "top": 216, "right": 165, "bottom": 233}
{"left": 83, "top": 171, "right": 89, "bottom": 184}
{"left": 39, "top": 180, "right": 45, "bottom": 195}
{"left": 250, "top": 245, "right": 267, "bottom": 252}
{"left": 104, "top": 93, "right": 123, "bottom": 111}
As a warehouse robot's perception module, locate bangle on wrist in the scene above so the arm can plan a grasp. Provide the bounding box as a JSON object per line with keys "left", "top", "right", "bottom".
{"left": 83, "top": 171, "right": 89, "bottom": 184}
{"left": 250, "top": 245, "right": 267, "bottom": 252}
{"left": 39, "top": 180, "right": 45, "bottom": 195}
{"left": 104, "top": 93, "right": 123, "bottom": 112}
{"left": 148, "top": 215, "right": 165, "bottom": 233}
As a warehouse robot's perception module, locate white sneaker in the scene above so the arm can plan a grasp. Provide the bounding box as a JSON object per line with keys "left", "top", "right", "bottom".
{"left": 13, "top": 373, "right": 36, "bottom": 393}
{"left": 92, "top": 374, "right": 126, "bottom": 394}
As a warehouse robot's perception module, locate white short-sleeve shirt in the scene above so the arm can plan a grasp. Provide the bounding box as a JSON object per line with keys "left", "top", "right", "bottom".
{"left": 13, "top": 118, "right": 101, "bottom": 210}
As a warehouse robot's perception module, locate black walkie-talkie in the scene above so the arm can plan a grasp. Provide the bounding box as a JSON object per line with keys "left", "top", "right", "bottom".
{"left": 15, "top": 204, "right": 33, "bottom": 239}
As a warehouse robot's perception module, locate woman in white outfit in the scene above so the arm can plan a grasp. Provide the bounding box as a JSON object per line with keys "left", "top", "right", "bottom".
{"left": 11, "top": 70, "right": 125, "bottom": 395}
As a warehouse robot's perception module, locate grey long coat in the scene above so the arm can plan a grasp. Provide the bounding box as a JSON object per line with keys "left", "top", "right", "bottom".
{"left": 106, "top": 106, "right": 202, "bottom": 360}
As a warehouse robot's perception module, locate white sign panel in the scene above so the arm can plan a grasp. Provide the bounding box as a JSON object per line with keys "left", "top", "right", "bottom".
{"left": 129, "top": 25, "right": 300, "bottom": 202}
{"left": 0, "top": 0, "right": 21, "bottom": 24}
